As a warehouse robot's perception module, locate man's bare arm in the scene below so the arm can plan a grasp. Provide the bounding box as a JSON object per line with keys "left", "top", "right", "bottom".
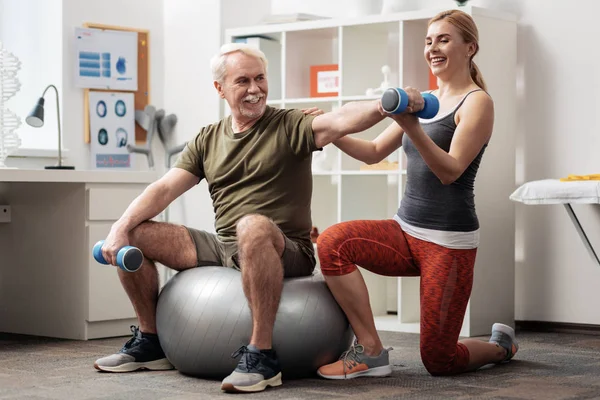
{"left": 311, "top": 100, "right": 385, "bottom": 148}
{"left": 112, "top": 168, "right": 199, "bottom": 232}
{"left": 101, "top": 168, "right": 199, "bottom": 265}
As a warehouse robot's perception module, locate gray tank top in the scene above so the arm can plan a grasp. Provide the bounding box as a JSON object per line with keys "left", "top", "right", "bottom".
{"left": 397, "top": 89, "right": 487, "bottom": 232}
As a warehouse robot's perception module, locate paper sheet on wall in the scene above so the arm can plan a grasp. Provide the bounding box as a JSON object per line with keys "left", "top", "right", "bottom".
{"left": 89, "top": 91, "right": 135, "bottom": 169}
{"left": 74, "top": 27, "right": 138, "bottom": 91}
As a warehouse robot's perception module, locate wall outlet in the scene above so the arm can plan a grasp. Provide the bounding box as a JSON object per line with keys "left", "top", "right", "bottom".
{"left": 0, "top": 206, "right": 11, "bottom": 223}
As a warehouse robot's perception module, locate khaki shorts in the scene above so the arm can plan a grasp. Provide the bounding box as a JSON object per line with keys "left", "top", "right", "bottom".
{"left": 184, "top": 227, "right": 316, "bottom": 278}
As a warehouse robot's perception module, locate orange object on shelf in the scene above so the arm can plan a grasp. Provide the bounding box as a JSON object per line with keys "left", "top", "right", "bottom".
{"left": 428, "top": 69, "right": 438, "bottom": 90}
{"left": 310, "top": 64, "right": 339, "bottom": 97}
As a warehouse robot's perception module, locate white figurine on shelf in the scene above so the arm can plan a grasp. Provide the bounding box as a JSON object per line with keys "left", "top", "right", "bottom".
{"left": 0, "top": 41, "right": 23, "bottom": 169}
{"left": 365, "top": 65, "right": 392, "bottom": 96}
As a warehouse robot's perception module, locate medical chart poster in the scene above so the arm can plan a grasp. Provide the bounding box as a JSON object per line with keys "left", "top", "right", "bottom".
{"left": 75, "top": 27, "right": 138, "bottom": 91}
{"left": 89, "top": 91, "right": 135, "bottom": 169}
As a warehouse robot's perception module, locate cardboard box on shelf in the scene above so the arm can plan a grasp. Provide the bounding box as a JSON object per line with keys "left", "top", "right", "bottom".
{"left": 310, "top": 64, "right": 339, "bottom": 97}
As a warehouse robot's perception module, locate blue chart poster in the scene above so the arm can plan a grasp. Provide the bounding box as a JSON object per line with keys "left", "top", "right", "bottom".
{"left": 75, "top": 27, "right": 138, "bottom": 91}
{"left": 89, "top": 91, "right": 135, "bottom": 169}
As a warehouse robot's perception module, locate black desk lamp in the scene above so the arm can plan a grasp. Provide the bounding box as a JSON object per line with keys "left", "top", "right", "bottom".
{"left": 26, "top": 84, "right": 75, "bottom": 170}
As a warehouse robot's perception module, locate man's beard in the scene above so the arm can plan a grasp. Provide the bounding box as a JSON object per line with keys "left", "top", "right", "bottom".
{"left": 239, "top": 95, "right": 266, "bottom": 119}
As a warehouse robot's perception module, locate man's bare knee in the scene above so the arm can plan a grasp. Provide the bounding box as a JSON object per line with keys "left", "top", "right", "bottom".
{"left": 128, "top": 221, "right": 197, "bottom": 269}
{"left": 236, "top": 214, "right": 285, "bottom": 258}
{"left": 128, "top": 221, "right": 156, "bottom": 246}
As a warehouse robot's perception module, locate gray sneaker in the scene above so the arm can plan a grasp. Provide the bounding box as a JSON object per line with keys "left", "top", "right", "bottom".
{"left": 221, "top": 345, "right": 282, "bottom": 393}
{"left": 489, "top": 323, "right": 519, "bottom": 363}
{"left": 317, "top": 343, "right": 393, "bottom": 379}
{"left": 94, "top": 326, "right": 174, "bottom": 372}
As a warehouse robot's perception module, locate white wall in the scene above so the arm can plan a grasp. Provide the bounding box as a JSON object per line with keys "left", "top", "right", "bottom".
{"left": 222, "top": 0, "right": 272, "bottom": 36}
{"left": 270, "top": 0, "right": 600, "bottom": 326}
{"left": 503, "top": 0, "right": 600, "bottom": 326}
{"left": 162, "top": 0, "right": 221, "bottom": 232}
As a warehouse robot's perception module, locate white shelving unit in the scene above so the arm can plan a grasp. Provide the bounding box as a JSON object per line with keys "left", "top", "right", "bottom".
{"left": 225, "top": 5, "right": 517, "bottom": 337}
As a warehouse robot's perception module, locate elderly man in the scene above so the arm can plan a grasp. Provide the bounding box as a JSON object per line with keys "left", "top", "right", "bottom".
{"left": 93, "top": 43, "right": 389, "bottom": 393}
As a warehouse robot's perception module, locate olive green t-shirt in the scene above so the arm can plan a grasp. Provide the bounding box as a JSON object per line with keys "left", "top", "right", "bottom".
{"left": 173, "top": 106, "right": 319, "bottom": 254}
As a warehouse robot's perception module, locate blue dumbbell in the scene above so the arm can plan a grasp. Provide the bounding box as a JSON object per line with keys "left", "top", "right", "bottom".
{"left": 381, "top": 88, "right": 440, "bottom": 119}
{"left": 93, "top": 240, "right": 144, "bottom": 272}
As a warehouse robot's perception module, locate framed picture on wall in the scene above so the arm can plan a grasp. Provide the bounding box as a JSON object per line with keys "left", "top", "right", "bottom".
{"left": 89, "top": 91, "right": 135, "bottom": 169}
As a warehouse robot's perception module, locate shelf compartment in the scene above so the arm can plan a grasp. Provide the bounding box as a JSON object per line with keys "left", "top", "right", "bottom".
{"left": 401, "top": 19, "right": 431, "bottom": 89}
{"left": 340, "top": 175, "right": 397, "bottom": 222}
{"left": 339, "top": 118, "right": 396, "bottom": 171}
{"left": 285, "top": 28, "right": 339, "bottom": 99}
{"left": 341, "top": 22, "right": 401, "bottom": 97}
{"left": 310, "top": 174, "right": 339, "bottom": 237}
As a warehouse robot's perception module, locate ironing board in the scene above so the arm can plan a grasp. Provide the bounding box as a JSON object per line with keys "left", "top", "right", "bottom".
{"left": 510, "top": 179, "right": 600, "bottom": 267}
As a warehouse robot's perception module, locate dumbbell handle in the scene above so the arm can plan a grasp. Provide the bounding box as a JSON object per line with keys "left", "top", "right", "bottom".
{"left": 381, "top": 88, "right": 440, "bottom": 119}
{"left": 93, "top": 240, "right": 144, "bottom": 272}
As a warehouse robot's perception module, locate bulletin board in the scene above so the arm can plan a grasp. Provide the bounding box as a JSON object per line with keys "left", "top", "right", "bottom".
{"left": 75, "top": 28, "right": 138, "bottom": 90}
{"left": 82, "top": 23, "right": 150, "bottom": 144}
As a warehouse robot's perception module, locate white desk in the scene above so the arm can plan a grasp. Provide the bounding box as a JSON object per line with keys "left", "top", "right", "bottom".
{"left": 510, "top": 179, "right": 600, "bottom": 267}
{"left": 0, "top": 169, "right": 157, "bottom": 340}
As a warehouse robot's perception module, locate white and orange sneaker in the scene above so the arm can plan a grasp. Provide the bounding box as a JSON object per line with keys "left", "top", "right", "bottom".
{"left": 489, "top": 323, "right": 519, "bottom": 363}
{"left": 317, "top": 343, "right": 393, "bottom": 380}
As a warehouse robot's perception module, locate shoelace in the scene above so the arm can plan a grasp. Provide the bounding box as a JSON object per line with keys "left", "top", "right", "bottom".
{"left": 231, "top": 345, "right": 262, "bottom": 371}
{"left": 339, "top": 343, "right": 365, "bottom": 378}
{"left": 120, "top": 325, "right": 142, "bottom": 351}
{"left": 338, "top": 343, "right": 394, "bottom": 377}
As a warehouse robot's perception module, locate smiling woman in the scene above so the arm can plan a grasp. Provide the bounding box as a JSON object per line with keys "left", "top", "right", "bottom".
{"left": 426, "top": 9, "right": 487, "bottom": 92}
{"left": 314, "top": 8, "right": 515, "bottom": 380}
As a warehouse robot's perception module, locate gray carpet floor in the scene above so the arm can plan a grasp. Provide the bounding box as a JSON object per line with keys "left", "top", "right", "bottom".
{"left": 1, "top": 330, "right": 600, "bottom": 399}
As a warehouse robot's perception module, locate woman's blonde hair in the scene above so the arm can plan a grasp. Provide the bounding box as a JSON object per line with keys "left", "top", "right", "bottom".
{"left": 429, "top": 10, "right": 487, "bottom": 91}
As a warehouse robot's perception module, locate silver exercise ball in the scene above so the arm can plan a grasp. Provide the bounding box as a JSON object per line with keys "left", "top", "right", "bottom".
{"left": 156, "top": 267, "right": 354, "bottom": 380}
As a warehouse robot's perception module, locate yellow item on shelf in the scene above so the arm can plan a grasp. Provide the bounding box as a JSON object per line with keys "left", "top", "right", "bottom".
{"left": 359, "top": 161, "right": 399, "bottom": 171}
{"left": 559, "top": 174, "right": 600, "bottom": 182}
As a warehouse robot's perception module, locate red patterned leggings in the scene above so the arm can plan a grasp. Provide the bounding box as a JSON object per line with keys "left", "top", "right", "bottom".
{"left": 316, "top": 219, "right": 477, "bottom": 376}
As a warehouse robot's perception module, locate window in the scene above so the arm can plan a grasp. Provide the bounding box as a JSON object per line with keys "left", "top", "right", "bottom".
{"left": 1, "top": 0, "right": 63, "bottom": 151}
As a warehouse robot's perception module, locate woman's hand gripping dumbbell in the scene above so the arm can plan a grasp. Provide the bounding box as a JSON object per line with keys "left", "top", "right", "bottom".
{"left": 93, "top": 240, "right": 144, "bottom": 272}
{"left": 381, "top": 87, "right": 439, "bottom": 119}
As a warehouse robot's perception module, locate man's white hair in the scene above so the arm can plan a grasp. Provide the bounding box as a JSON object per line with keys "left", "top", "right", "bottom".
{"left": 210, "top": 42, "right": 268, "bottom": 84}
